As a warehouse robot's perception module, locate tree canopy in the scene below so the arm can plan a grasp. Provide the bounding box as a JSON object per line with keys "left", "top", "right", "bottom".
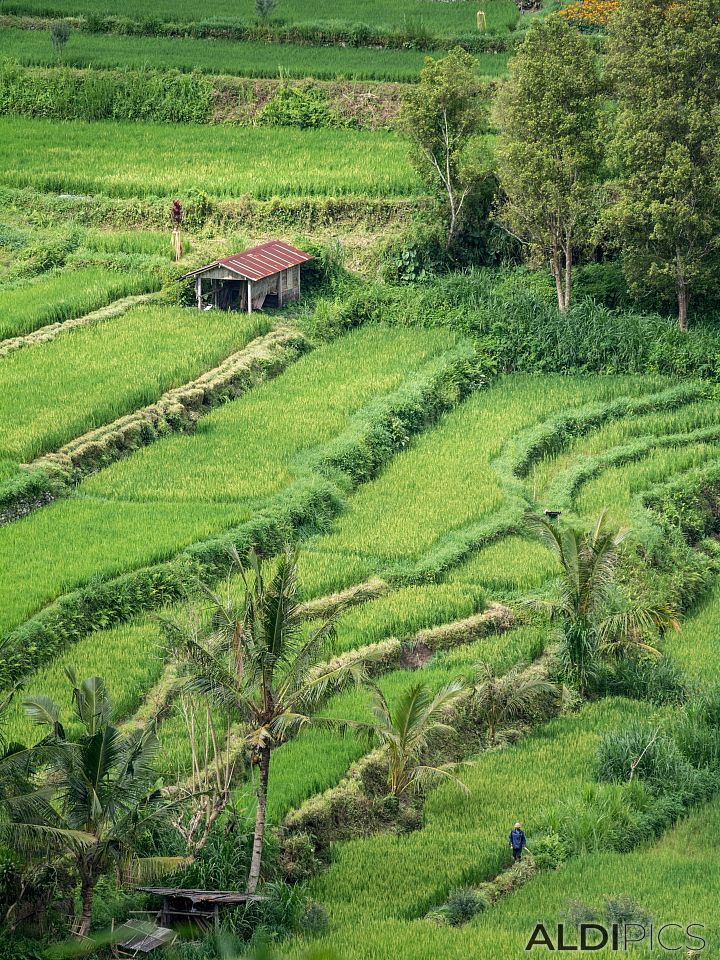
{"left": 494, "top": 16, "right": 602, "bottom": 312}
{"left": 606, "top": 0, "right": 720, "bottom": 330}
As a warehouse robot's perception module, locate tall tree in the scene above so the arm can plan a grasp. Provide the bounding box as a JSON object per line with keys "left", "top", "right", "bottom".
{"left": 494, "top": 17, "right": 602, "bottom": 312}
{"left": 606, "top": 0, "right": 720, "bottom": 331}
{"left": 401, "top": 48, "right": 488, "bottom": 248}
{"left": 24, "top": 672, "right": 184, "bottom": 937}
{"left": 170, "top": 546, "right": 371, "bottom": 894}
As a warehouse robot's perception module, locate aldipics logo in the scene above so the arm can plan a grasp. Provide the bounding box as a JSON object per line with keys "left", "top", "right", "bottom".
{"left": 525, "top": 922, "right": 707, "bottom": 952}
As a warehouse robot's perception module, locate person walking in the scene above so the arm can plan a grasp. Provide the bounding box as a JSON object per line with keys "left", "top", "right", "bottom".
{"left": 509, "top": 821, "right": 526, "bottom": 862}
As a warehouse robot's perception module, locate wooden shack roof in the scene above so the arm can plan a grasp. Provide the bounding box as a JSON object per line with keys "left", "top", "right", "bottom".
{"left": 180, "top": 241, "right": 313, "bottom": 282}
{"left": 136, "top": 887, "right": 266, "bottom": 904}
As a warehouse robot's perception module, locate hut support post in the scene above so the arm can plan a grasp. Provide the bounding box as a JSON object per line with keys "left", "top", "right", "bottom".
{"left": 247, "top": 279, "right": 252, "bottom": 314}
{"left": 195, "top": 276, "right": 202, "bottom": 310}
{"left": 278, "top": 270, "right": 283, "bottom": 309}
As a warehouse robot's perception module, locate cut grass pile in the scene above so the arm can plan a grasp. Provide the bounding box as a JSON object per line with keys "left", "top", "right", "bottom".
{"left": 0, "top": 304, "right": 268, "bottom": 466}
{"left": 0, "top": 0, "right": 519, "bottom": 37}
{"left": 0, "top": 326, "right": 455, "bottom": 636}
{"left": 0, "top": 117, "right": 421, "bottom": 199}
{"left": 0, "top": 264, "right": 155, "bottom": 340}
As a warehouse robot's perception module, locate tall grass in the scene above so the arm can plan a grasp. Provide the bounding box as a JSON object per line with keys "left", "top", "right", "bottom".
{"left": 0, "top": 304, "right": 267, "bottom": 466}
{"left": 0, "top": 264, "right": 155, "bottom": 339}
{"left": 0, "top": 117, "right": 421, "bottom": 199}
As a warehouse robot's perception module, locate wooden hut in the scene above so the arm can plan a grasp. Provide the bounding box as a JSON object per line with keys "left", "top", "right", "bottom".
{"left": 180, "top": 241, "right": 313, "bottom": 313}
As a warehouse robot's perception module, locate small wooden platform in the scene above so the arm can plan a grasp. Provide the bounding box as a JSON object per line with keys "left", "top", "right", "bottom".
{"left": 136, "top": 887, "right": 266, "bottom": 931}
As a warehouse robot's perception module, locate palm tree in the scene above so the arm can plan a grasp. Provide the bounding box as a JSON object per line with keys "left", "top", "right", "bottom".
{"left": 24, "top": 670, "right": 186, "bottom": 937}
{"left": 0, "top": 687, "right": 92, "bottom": 860}
{"left": 370, "top": 680, "right": 468, "bottom": 798}
{"left": 530, "top": 511, "right": 679, "bottom": 691}
{"left": 169, "top": 545, "right": 372, "bottom": 894}
{"left": 473, "top": 661, "right": 562, "bottom": 746}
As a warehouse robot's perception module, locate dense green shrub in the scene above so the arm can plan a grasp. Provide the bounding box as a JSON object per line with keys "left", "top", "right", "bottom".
{"left": 257, "top": 80, "right": 352, "bottom": 129}
{"left": 591, "top": 654, "right": 688, "bottom": 706}
{"left": 442, "top": 888, "right": 489, "bottom": 926}
{"left": 0, "top": 62, "right": 212, "bottom": 123}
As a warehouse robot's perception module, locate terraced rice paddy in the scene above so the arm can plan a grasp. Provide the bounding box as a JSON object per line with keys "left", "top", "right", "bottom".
{"left": 0, "top": 0, "right": 520, "bottom": 36}
{"left": 297, "top": 374, "right": 667, "bottom": 593}
{"left": 0, "top": 29, "right": 511, "bottom": 81}
{"left": 0, "top": 325, "right": 454, "bottom": 634}
{"left": 464, "top": 796, "right": 720, "bottom": 957}
{"left": 283, "top": 699, "right": 653, "bottom": 960}
{"left": 0, "top": 118, "right": 421, "bottom": 199}
{"left": 0, "top": 264, "right": 155, "bottom": 339}
{"left": 0, "top": 304, "right": 268, "bottom": 466}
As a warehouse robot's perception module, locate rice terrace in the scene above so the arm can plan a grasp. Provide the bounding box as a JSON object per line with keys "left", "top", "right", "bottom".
{"left": 1, "top": 0, "right": 719, "bottom": 957}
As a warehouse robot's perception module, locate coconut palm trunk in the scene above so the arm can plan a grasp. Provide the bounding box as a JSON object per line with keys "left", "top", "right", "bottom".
{"left": 246, "top": 745, "right": 271, "bottom": 894}
{"left": 77, "top": 867, "right": 97, "bottom": 938}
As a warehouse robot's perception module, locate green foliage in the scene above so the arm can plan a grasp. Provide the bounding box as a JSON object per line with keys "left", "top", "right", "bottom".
{"left": 530, "top": 832, "right": 568, "bottom": 870}
{"left": 606, "top": 0, "right": 720, "bottom": 330}
{"left": 0, "top": 117, "right": 420, "bottom": 200}
{"left": 49, "top": 19, "right": 71, "bottom": 50}
{"left": 401, "top": 48, "right": 489, "bottom": 245}
{"left": 494, "top": 16, "right": 602, "bottom": 311}
{"left": 442, "top": 888, "right": 489, "bottom": 925}
{"left": 257, "top": 80, "right": 352, "bottom": 129}
{"left": 0, "top": 62, "right": 213, "bottom": 123}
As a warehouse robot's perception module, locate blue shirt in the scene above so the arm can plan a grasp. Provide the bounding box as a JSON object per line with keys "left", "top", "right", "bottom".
{"left": 510, "top": 828, "right": 526, "bottom": 850}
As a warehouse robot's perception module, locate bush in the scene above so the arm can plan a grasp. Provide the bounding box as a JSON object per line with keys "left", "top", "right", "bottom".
{"left": 376, "top": 221, "right": 446, "bottom": 283}
{"left": 591, "top": 653, "right": 688, "bottom": 706}
{"left": 562, "top": 899, "right": 600, "bottom": 928}
{"left": 602, "top": 895, "right": 652, "bottom": 927}
{"left": 442, "top": 888, "right": 489, "bottom": 926}
{"left": 530, "top": 832, "right": 568, "bottom": 870}
{"left": 0, "top": 62, "right": 212, "bottom": 124}
{"left": 257, "top": 80, "right": 352, "bottom": 129}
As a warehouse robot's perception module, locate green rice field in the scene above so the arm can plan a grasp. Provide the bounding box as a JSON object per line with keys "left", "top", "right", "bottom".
{"left": 0, "top": 264, "right": 155, "bottom": 339}
{"left": 0, "top": 325, "right": 455, "bottom": 635}
{"left": 0, "top": 117, "right": 421, "bottom": 198}
{"left": 0, "top": 29, "right": 485, "bottom": 82}
{"left": 0, "top": 0, "right": 519, "bottom": 37}
{"left": 0, "top": 304, "right": 268, "bottom": 466}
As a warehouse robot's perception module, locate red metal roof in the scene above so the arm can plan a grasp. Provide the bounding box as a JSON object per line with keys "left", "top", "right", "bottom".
{"left": 181, "top": 241, "right": 313, "bottom": 282}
